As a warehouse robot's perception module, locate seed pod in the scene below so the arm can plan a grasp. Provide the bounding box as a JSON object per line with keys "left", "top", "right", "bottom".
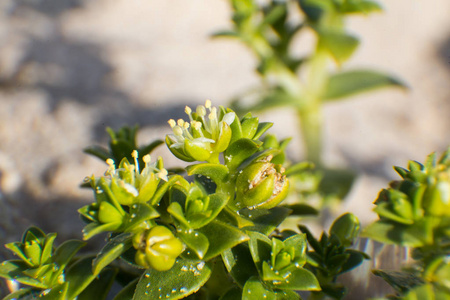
{"left": 235, "top": 157, "right": 289, "bottom": 210}
{"left": 133, "top": 226, "right": 184, "bottom": 271}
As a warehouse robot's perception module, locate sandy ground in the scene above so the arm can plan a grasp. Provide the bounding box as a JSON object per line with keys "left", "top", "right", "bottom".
{"left": 0, "top": 0, "right": 449, "bottom": 298}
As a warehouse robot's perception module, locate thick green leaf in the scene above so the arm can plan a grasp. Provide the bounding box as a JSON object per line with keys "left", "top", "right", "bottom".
{"left": 247, "top": 231, "right": 272, "bottom": 274}
{"left": 77, "top": 267, "right": 118, "bottom": 300}
{"left": 270, "top": 267, "right": 320, "bottom": 291}
{"left": 133, "top": 257, "right": 212, "bottom": 300}
{"left": 4, "top": 243, "right": 29, "bottom": 266}
{"left": 3, "top": 288, "right": 36, "bottom": 300}
{"left": 243, "top": 276, "right": 277, "bottom": 300}
{"left": 64, "top": 256, "right": 98, "bottom": 299}
{"left": 82, "top": 222, "right": 122, "bottom": 240}
{"left": 253, "top": 122, "right": 274, "bottom": 140}
{"left": 123, "top": 203, "right": 160, "bottom": 232}
{"left": 225, "top": 138, "right": 261, "bottom": 172}
{"left": 324, "top": 69, "right": 406, "bottom": 101}
{"left": 0, "top": 260, "right": 47, "bottom": 288}
{"left": 198, "top": 220, "right": 249, "bottom": 261}
{"left": 39, "top": 282, "right": 68, "bottom": 300}
{"left": 113, "top": 277, "right": 139, "bottom": 300}
{"left": 240, "top": 206, "right": 292, "bottom": 235}
{"left": 222, "top": 243, "right": 259, "bottom": 288}
{"left": 186, "top": 163, "right": 229, "bottom": 186}
{"left": 52, "top": 239, "right": 86, "bottom": 284}
{"left": 93, "top": 233, "right": 133, "bottom": 276}
{"left": 178, "top": 230, "right": 209, "bottom": 260}
{"left": 150, "top": 175, "right": 181, "bottom": 206}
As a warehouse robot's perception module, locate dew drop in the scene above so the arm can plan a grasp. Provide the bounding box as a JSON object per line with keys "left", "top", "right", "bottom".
{"left": 145, "top": 291, "right": 149, "bottom": 295}
{"left": 146, "top": 283, "right": 151, "bottom": 288}
{"left": 196, "top": 262, "right": 205, "bottom": 271}
{"left": 172, "top": 288, "right": 177, "bottom": 293}
{"left": 180, "top": 287, "right": 188, "bottom": 293}
{"left": 145, "top": 273, "right": 150, "bottom": 278}
{"left": 181, "top": 266, "right": 188, "bottom": 272}
{"left": 131, "top": 213, "right": 136, "bottom": 218}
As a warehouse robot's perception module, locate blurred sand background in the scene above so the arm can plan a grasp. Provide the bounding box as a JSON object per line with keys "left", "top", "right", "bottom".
{"left": 0, "top": 0, "right": 449, "bottom": 297}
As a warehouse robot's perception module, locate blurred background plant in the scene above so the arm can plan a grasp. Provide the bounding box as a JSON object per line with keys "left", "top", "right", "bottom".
{"left": 215, "top": 0, "right": 406, "bottom": 210}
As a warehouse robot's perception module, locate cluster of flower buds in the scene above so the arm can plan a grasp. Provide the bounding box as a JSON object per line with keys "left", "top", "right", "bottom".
{"left": 235, "top": 155, "right": 289, "bottom": 210}
{"left": 166, "top": 100, "right": 235, "bottom": 162}
{"left": 102, "top": 150, "right": 168, "bottom": 205}
{"left": 79, "top": 151, "right": 167, "bottom": 239}
{"left": 132, "top": 226, "right": 184, "bottom": 271}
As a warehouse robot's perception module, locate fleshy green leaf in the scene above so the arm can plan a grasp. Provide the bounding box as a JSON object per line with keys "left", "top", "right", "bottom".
{"left": 0, "top": 260, "right": 47, "bottom": 288}
{"left": 3, "top": 288, "right": 36, "bottom": 300}
{"left": 39, "top": 282, "right": 68, "bottom": 300}
{"left": 133, "top": 258, "right": 212, "bottom": 300}
{"left": 240, "top": 206, "right": 292, "bottom": 235}
{"left": 269, "top": 267, "right": 320, "bottom": 291}
{"left": 77, "top": 267, "right": 118, "bottom": 300}
{"left": 198, "top": 220, "right": 249, "bottom": 261}
{"left": 222, "top": 243, "right": 259, "bottom": 288}
{"left": 225, "top": 138, "right": 261, "bottom": 172}
{"left": 93, "top": 233, "right": 133, "bottom": 276}
{"left": 323, "top": 70, "right": 406, "bottom": 101}
{"left": 243, "top": 276, "right": 277, "bottom": 300}
{"left": 247, "top": 231, "right": 272, "bottom": 274}
{"left": 64, "top": 256, "right": 99, "bottom": 299}
{"left": 178, "top": 230, "right": 209, "bottom": 260}
{"left": 52, "top": 240, "right": 86, "bottom": 282}
{"left": 186, "top": 163, "right": 229, "bottom": 190}
{"left": 123, "top": 203, "right": 160, "bottom": 232}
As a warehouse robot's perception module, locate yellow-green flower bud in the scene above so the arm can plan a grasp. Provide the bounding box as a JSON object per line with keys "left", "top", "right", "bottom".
{"left": 166, "top": 100, "right": 235, "bottom": 163}
{"left": 235, "top": 156, "right": 289, "bottom": 210}
{"left": 133, "top": 226, "right": 184, "bottom": 271}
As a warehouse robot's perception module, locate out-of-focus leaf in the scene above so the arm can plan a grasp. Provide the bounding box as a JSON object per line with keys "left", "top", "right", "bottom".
{"left": 323, "top": 70, "right": 406, "bottom": 101}
{"left": 318, "top": 30, "right": 359, "bottom": 64}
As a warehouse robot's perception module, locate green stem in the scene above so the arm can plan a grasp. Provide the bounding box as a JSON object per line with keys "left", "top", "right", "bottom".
{"left": 299, "top": 48, "right": 329, "bottom": 165}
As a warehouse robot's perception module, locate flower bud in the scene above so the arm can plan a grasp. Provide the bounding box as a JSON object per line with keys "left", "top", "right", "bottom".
{"left": 235, "top": 156, "right": 289, "bottom": 210}
{"left": 166, "top": 100, "right": 235, "bottom": 163}
{"left": 133, "top": 226, "right": 184, "bottom": 271}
